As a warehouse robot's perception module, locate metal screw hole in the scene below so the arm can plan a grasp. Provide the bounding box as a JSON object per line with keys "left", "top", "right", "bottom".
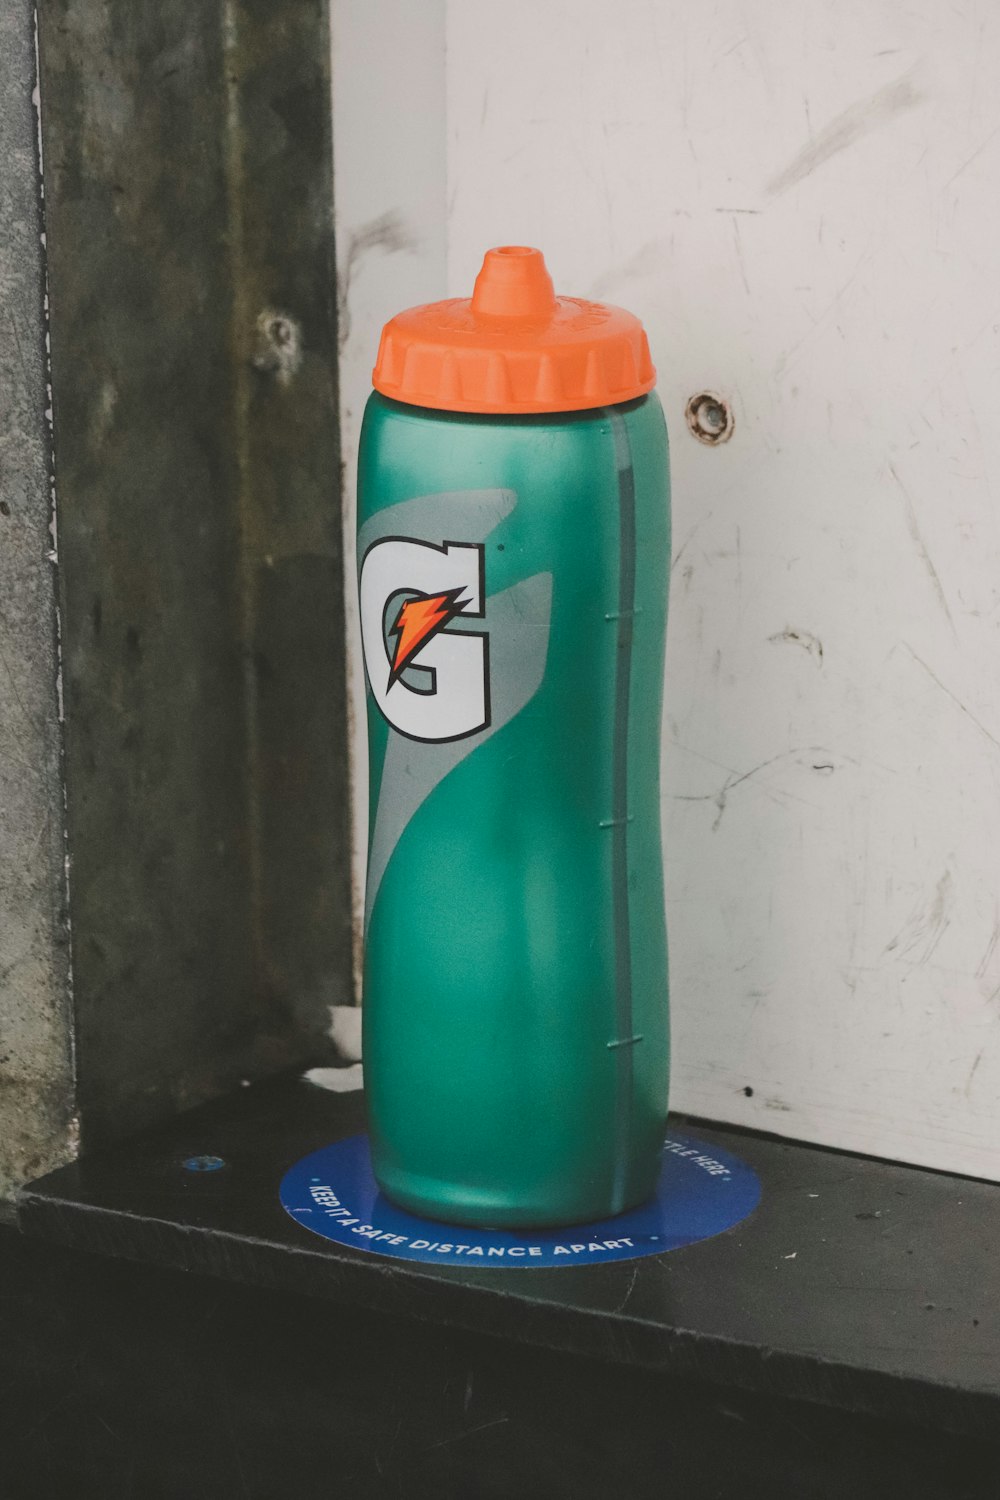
{"left": 685, "top": 391, "right": 734, "bottom": 445}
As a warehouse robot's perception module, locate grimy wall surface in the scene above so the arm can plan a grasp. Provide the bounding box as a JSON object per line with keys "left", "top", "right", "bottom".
{"left": 37, "top": 0, "right": 352, "bottom": 1151}
{"left": 0, "top": 0, "right": 75, "bottom": 1206}
{"left": 0, "top": 0, "right": 352, "bottom": 1202}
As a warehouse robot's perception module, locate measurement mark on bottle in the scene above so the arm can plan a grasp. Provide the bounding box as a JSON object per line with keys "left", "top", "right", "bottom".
{"left": 607, "top": 1034, "right": 644, "bottom": 1051}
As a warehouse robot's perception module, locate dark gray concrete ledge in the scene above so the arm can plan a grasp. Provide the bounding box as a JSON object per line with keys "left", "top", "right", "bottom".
{"left": 17, "top": 1072, "right": 1000, "bottom": 1447}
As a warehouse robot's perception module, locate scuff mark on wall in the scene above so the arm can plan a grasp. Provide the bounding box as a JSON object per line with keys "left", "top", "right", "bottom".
{"left": 337, "top": 209, "right": 418, "bottom": 351}
{"left": 885, "top": 869, "right": 954, "bottom": 964}
{"left": 965, "top": 1046, "right": 986, "bottom": 1093}
{"left": 889, "top": 463, "right": 955, "bottom": 633}
{"left": 769, "top": 627, "right": 824, "bottom": 663}
{"left": 903, "top": 643, "right": 1000, "bottom": 754}
{"left": 674, "top": 749, "right": 803, "bottom": 833}
{"left": 587, "top": 237, "right": 668, "bottom": 300}
{"left": 765, "top": 68, "right": 923, "bottom": 195}
{"left": 975, "top": 913, "right": 1000, "bottom": 979}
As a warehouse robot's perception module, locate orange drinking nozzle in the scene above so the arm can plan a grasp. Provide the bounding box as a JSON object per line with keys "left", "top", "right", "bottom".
{"left": 470, "top": 245, "right": 558, "bottom": 320}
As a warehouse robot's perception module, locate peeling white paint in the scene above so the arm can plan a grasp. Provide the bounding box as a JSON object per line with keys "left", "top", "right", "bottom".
{"left": 327, "top": 1002, "right": 362, "bottom": 1062}
{"left": 304, "top": 1063, "right": 364, "bottom": 1094}
{"left": 302, "top": 1005, "right": 363, "bottom": 1090}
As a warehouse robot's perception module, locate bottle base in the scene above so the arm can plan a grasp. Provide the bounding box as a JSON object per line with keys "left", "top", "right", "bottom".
{"left": 373, "top": 1163, "right": 660, "bottom": 1231}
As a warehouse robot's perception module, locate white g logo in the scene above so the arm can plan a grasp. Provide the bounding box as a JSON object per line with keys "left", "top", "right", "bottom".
{"left": 359, "top": 537, "right": 490, "bottom": 744}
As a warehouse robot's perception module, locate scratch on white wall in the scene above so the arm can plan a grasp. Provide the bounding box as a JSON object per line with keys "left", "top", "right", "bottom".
{"left": 766, "top": 69, "right": 924, "bottom": 196}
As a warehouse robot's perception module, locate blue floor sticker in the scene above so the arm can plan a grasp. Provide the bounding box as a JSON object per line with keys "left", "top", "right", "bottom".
{"left": 280, "top": 1130, "right": 760, "bottom": 1267}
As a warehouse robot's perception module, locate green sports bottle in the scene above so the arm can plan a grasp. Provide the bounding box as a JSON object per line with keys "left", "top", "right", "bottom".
{"left": 358, "top": 246, "right": 670, "bottom": 1227}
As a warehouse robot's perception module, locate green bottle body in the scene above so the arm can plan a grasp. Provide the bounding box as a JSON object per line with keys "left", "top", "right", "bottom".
{"left": 357, "top": 391, "right": 670, "bottom": 1227}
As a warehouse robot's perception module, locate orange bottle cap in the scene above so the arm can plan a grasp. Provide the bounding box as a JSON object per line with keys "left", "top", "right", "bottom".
{"left": 372, "top": 246, "right": 656, "bottom": 415}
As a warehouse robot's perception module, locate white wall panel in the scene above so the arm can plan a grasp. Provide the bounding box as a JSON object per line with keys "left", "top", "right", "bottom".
{"left": 331, "top": 0, "right": 447, "bottom": 987}
{"left": 337, "top": 0, "right": 1000, "bottom": 1177}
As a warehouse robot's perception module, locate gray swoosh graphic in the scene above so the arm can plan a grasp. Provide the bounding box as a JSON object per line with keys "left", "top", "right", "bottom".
{"left": 359, "top": 488, "right": 552, "bottom": 930}
{"left": 358, "top": 487, "right": 517, "bottom": 566}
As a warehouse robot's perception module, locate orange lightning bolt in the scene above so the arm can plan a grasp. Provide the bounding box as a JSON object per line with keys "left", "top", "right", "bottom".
{"left": 388, "top": 587, "right": 469, "bottom": 688}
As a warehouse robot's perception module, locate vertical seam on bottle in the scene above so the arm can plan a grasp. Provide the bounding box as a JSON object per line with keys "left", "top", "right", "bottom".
{"left": 609, "top": 409, "right": 636, "bottom": 1214}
